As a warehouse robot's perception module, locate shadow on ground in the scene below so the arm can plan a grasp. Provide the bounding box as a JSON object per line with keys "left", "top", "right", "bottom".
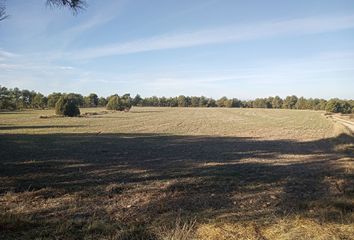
{"left": 0, "top": 125, "right": 83, "bottom": 130}
{"left": 0, "top": 132, "right": 353, "bottom": 238}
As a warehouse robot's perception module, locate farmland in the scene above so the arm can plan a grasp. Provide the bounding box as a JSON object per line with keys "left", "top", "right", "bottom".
{"left": 0, "top": 107, "right": 353, "bottom": 239}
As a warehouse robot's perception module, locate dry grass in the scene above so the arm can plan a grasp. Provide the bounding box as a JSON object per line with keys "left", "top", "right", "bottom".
{"left": 0, "top": 107, "right": 353, "bottom": 239}
{"left": 0, "top": 107, "right": 336, "bottom": 139}
{"left": 197, "top": 216, "right": 354, "bottom": 240}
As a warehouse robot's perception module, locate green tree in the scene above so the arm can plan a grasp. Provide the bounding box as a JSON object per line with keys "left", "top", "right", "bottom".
{"left": 272, "top": 96, "right": 283, "bottom": 109}
{"left": 295, "top": 97, "right": 308, "bottom": 110}
{"left": 0, "top": 86, "right": 15, "bottom": 110}
{"left": 191, "top": 96, "right": 199, "bottom": 107}
{"left": 47, "top": 92, "right": 62, "bottom": 108}
{"left": 325, "top": 99, "right": 342, "bottom": 113}
{"left": 178, "top": 95, "right": 187, "bottom": 107}
{"left": 216, "top": 96, "right": 228, "bottom": 107}
{"left": 253, "top": 98, "right": 268, "bottom": 108}
{"left": 55, "top": 95, "right": 80, "bottom": 117}
{"left": 32, "top": 93, "right": 47, "bottom": 109}
{"left": 98, "top": 97, "right": 107, "bottom": 107}
{"left": 84, "top": 93, "right": 98, "bottom": 107}
{"left": 198, "top": 96, "right": 208, "bottom": 107}
{"left": 318, "top": 99, "right": 327, "bottom": 111}
{"left": 132, "top": 94, "right": 143, "bottom": 106}
{"left": 231, "top": 98, "right": 242, "bottom": 108}
{"left": 121, "top": 93, "right": 132, "bottom": 110}
{"left": 160, "top": 96, "right": 167, "bottom": 107}
{"left": 106, "top": 95, "right": 120, "bottom": 110}
{"left": 283, "top": 95, "right": 298, "bottom": 109}
{"left": 66, "top": 93, "right": 84, "bottom": 107}
{"left": 207, "top": 98, "right": 216, "bottom": 107}
{"left": 106, "top": 94, "right": 132, "bottom": 111}
{"left": 340, "top": 101, "right": 352, "bottom": 114}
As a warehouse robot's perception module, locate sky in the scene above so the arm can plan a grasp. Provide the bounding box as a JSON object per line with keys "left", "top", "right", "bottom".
{"left": 0, "top": 0, "right": 354, "bottom": 99}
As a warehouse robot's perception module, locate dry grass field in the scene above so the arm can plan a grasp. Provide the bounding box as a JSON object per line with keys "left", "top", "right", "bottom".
{"left": 0, "top": 107, "right": 353, "bottom": 239}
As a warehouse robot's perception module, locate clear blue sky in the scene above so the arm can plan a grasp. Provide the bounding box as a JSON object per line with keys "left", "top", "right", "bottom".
{"left": 1, "top": 0, "right": 354, "bottom": 99}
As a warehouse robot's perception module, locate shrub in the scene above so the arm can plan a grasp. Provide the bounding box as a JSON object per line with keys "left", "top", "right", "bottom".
{"left": 325, "top": 99, "right": 353, "bottom": 114}
{"left": 55, "top": 96, "right": 80, "bottom": 117}
{"left": 106, "top": 95, "right": 132, "bottom": 111}
{"left": 106, "top": 96, "right": 121, "bottom": 110}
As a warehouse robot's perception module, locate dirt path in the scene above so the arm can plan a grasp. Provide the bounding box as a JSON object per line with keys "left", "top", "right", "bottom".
{"left": 329, "top": 114, "right": 354, "bottom": 133}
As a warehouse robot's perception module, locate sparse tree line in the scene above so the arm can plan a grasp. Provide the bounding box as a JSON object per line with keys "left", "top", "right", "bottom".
{"left": 0, "top": 86, "right": 353, "bottom": 116}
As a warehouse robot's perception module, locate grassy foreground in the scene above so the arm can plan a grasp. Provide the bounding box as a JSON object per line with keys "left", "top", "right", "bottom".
{"left": 0, "top": 107, "right": 353, "bottom": 239}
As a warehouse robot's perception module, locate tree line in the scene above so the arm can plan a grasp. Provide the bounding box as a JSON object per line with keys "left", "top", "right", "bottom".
{"left": 0, "top": 86, "right": 353, "bottom": 114}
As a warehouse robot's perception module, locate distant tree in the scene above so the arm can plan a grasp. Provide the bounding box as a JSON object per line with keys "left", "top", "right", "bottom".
{"left": 159, "top": 96, "right": 168, "bottom": 107}
{"left": 206, "top": 98, "right": 217, "bottom": 107}
{"left": 0, "top": 86, "right": 15, "bottom": 110}
{"left": 191, "top": 96, "right": 199, "bottom": 107}
{"left": 324, "top": 99, "right": 352, "bottom": 113}
{"left": 272, "top": 96, "right": 283, "bottom": 109}
{"left": 106, "top": 95, "right": 120, "bottom": 110}
{"left": 295, "top": 97, "right": 308, "bottom": 110}
{"left": 266, "top": 97, "right": 274, "bottom": 108}
{"left": 216, "top": 96, "right": 228, "bottom": 107}
{"left": 11, "top": 87, "right": 23, "bottom": 109}
{"left": 20, "top": 89, "right": 34, "bottom": 108}
{"left": 132, "top": 94, "right": 143, "bottom": 106}
{"left": 121, "top": 93, "right": 132, "bottom": 110}
{"left": 198, "top": 96, "right": 208, "bottom": 107}
{"left": 308, "top": 98, "right": 320, "bottom": 110}
{"left": 178, "top": 95, "right": 187, "bottom": 107}
{"left": 224, "top": 99, "right": 234, "bottom": 108}
{"left": 339, "top": 101, "right": 352, "bottom": 114}
{"left": 318, "top": 99, "right": 327, "bottom": 111}
{"left": 98, "top": 97, "right": 107, "bottom": 107}
{"left": 47, "top": 92, "right": 62, "bottom": 108}
{"left": 66, "top": 93, "right": 84, "bottom": 107}
{"left": 169, "top": 97, "right": 178, "bottom": 107}
{"left": 253, "top": 98, "right": 269, "bottom": 108}
{"left": 106, "top": 94, "right": 132, "bottom": 111}
{"left": 283, "top": 95, "right": 298, "bottom": 109}
{"left": 32, "top": 93, "right": 47, "bottom": 109}
{"left": 84, "top": 93, "right": 98, "bottom": 107}
{"left": 55, "top": 95, "right": 80, "bottom": 117}
{"left": 349, "top": 100, "right": 354, "bottom": 113}
{"left": 231, "top": 98, "right": 242, "bottom": 108}
{"left": 325, "top": 99, "right": 339, "bottom": 113}
{"left": 83, "top": 96, "right": 90, "bottom": 107}
{"left": 144, "top": 96, "right": 160, "bottom": 107}
{"left": 240, "top": 100, "right": 250, "bottom": 108}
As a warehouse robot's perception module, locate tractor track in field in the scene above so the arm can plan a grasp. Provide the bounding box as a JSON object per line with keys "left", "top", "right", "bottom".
{"left": 328, "top": 114, "right": 354, "bottom": 133}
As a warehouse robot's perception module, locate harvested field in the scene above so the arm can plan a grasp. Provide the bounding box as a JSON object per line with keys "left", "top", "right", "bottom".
{"left": 0, "top": 107, "right": 353, "bottom": 239}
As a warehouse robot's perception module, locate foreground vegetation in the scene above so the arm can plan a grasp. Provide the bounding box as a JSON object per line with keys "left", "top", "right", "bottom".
{"left": 0, "top": 108, "right": 353, "bottom": 239}
{"left": 1, "top": 85, "right": 353, "bottom": 114}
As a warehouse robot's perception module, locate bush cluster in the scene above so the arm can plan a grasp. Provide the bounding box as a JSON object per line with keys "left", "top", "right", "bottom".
{"left": 55, "top": 96, "right": 80, "bottom": 117}
{"left": 106, "top": 94, "right": 132, "bottom": 111}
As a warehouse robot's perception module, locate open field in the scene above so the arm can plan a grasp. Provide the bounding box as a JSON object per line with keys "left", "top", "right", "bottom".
{"left": 0, "top": 107, "right": 353, "bottom": 239}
